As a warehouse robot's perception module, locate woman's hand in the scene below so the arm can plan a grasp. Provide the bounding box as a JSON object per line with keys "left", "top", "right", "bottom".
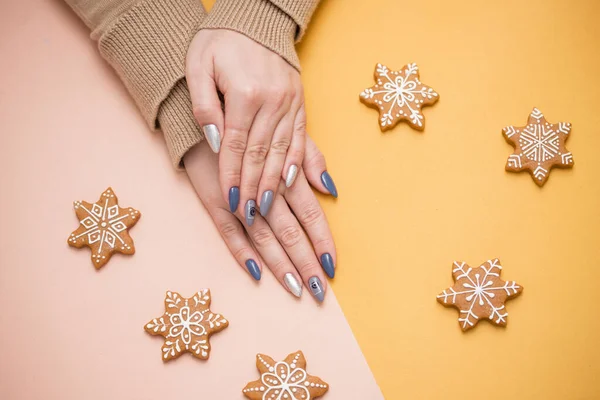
{"left": 183, "top": 137, "right": 336, "bottom": 302}
{"left": 186, "top": 29, "right": 306, "bottom": 224}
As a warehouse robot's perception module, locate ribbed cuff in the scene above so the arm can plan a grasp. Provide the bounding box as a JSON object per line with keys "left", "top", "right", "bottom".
{"left": 200, "top": 0, "right": 300, "bottom": 70}
{"left": 97, "top": 0, "right": 206, "bottom": 129}
{"left": 269, "top": 0, "right": 320, "bottom": 41}
{"left": 157, "top": 79, "right": 204, "bottom": 169}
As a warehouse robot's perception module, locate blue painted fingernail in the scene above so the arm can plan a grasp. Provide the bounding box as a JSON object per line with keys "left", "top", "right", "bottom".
{"left": 245, "top": 200, "right": 256, "bottom": 226}
{"left": 245, "top": 259, "right": 261, "bottom": 281}
{"left": 229, "top": 186, "right": 240, "bottom": 213}
{"left": 320, "top": 171, "right": 338, "bottom": 198}
{"left": 320, "top": 253, "right": 335, "bottom": 279}
{"left": 259, "top": 190, "right": 274, "bottom": 217}
{"left": 308, "top": 276, "right": 325, "bottom": 303}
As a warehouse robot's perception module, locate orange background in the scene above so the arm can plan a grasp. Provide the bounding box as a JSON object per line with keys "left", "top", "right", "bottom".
{"left": 296, "top": 0, "right": 600, "bottom": 398}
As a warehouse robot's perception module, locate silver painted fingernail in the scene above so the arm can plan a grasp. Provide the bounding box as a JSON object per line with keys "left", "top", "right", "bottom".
{"left": 245, "top": 200, "right": 256, "bottom": 226}
{"left": 285, "top": 165, "right": 298, "bottom": 188}
{"left": 259, "top": 190, "right": 274, "bottom": 217}
{"left": 284, "top": 273, "right": 302, "bottom": 297}
{"left": 308, "top": 276, "right": 325, "bottom": 302}
{"left": 203, "top": 124, "right": 221, "bottom": 153}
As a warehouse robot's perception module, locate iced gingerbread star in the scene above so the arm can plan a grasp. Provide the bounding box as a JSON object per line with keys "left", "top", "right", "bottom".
{"left": 67, "top": 187, "right": 140, "bottom": 268}
{"left": 503, "top": 108, "right": 574, "bottom": 186}
{"left": 437, "top": 259, "right": 523, "bottom": 332}
{"left": 144, "top": 290, "right": 229, "bottom": 361}
{"left": 360, "top": 62, "right": 439, "bottom": 131}
{"left": 242, "top": 351, "right": 329, "bottom": 400}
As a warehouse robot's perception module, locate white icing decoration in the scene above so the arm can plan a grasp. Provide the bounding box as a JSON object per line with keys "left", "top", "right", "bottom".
{"left": 360, "top": 63, "right": 438, "bottom": 128}
{"left": 437, "top": 259, "right": 520, "bottom": 329}
{"left": 167, "top": 306, "right": 206, "bottom": 346}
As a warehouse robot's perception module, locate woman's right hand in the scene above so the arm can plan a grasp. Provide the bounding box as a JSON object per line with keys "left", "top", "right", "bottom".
{"left": 183, "top": 137, "right": 338, "bottom": 303}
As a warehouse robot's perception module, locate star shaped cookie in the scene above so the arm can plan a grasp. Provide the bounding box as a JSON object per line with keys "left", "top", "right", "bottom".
{"left": 67, "top": 187, "right": 140, "bottom": 268}
{"left": 144, "top": 290, "right": 229, "bottom": 361}
{"left": 360, "top": 63, "right": 439, "bottom": 131}
{"left": 242, "top": 351, "right": 329, "bottom": 400}
{"left": 437, "top": 259, "right": 523, "bottom": 332}
{"left": 503, "top": 108, "right": 574, "bottom": 186}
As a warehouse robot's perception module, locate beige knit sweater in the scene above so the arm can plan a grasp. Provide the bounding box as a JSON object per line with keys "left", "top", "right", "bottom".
{"left": 64, "top": 0, "right": 320, "bottom": 168}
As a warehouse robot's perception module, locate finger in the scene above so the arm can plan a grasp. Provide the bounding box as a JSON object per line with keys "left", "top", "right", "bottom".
{"left": 187, "top": 61, "right": 224, "bottom": 154}
{"left": 245, "top": 217, "right": 304, "bottom": 298}
{"left": 303, "top": 136, "right": 338, "bottom": 198}
{"left": 210, "top": 207, "right": 262, "bottom": 281}
{"left": 285, "top": 169, "right": 336, "bottom": 279}
{"left": 183, "top": 142, "right": 261, "bottom": 281}
{"left": 283, "top": 103, "right": 307, "bottom": 188}
{"left": 220, "top": 89, "right": 262, "bottom": 214}
{"left": 257, "top": 111, "right": 294, "bottom": 218}
{"left": 240, "top": 88, "right": 291, "bottom": 223}
{"left": 266, "top": 194, "right": 328, "bottom": 303}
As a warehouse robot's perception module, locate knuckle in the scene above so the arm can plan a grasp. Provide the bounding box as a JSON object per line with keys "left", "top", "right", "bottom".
{"left": 279, "top": 225, "right": 301, "bottom": 248}
{"left": 222, "top": 168, "right": 241, "bottom": 183}
{"left": 294, "top": 117, "right": 307, "bottom": 134}
{"left": 218, "top": 221, "right": 241, "bottom": 239}
{"left": 298, "top": 206, "right": 323, "bottom": 227}
{"left": 225, "top": 137, "right": 247, "bottom": 156}
{"left": 192, "top": 105, "right": 217, "bottom": 123}
{"left": 296, "top": 260, "right": 317, "bottom": 274}
{"left": 232, "top": 247, "right": 249, "bottom": 262}
{"left": 269, "top": 259, "right": 287, "bottom": 275}
{"left": 267, "top": 87, "right": 288, "bottom": 108}
{"left": 312, "top": 236, "right": 332, "bottom": 250}
{"left": 240, "top": 85, "right": 260, "bottom": 102}
{"left": 252, "top": 228, "right": 275, "bottom": 247}
{"left": 270, "top": 138, "right": 291, "bottom": 155}
{"left": 306, "top": 148, "right": 325, "bottom": 168}
{"left": 246, "top": 143, "right": 269, "bottom": 164}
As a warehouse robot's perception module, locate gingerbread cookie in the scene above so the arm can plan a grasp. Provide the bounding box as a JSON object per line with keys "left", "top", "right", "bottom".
{"left": 437, "top": 259, "right": 523, "bottom": 331}
{"left": 144, "top": 290, "right": 229, "bottom": 361}
{"left": 67, "top": 187, "right": 140, "bottom": 268}
{"left": 503, "top": 108, "right": 574, "bottom": 186}
{"left": 242, "top": 351, "right": 329, "bottom": 400}
{"left": 360, "top": 63, "right": 439, "bottom": 131}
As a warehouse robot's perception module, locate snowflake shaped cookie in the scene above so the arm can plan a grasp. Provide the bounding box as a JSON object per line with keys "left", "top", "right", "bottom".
{"left": 67, "top": 187, "right": 140, "bottom": 268}
{"left": 437, "top": 259, "right": 523, "bottom": 332}
{"left": 144, "top": 290, "right": 229, "bottom": 361}
{"left": 503, "top": 108, "right": 574, "bottom": 186}
{"left": 242, "top": 351, "right": 329, "bottom": 400}
{"left": 360, "top": 63, "right": 439, "bottom": 131}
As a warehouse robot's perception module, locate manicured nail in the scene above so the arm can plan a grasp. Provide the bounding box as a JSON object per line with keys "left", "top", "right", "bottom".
{"left": 284, "top": 273, "right": 302, "bottom": 297}
{"left": 229, "top": 186, "right": 240, "bottom": 213}
{"left": 320, "top": 253, "right": 335, "bottom": 279}
{"left": 203, "top": 124, "right": 221, "bottom": 153}
{"left": 320, "top": 171, "right": 338, "bottom": 198}
{"left": 308, "top": 276, "right": 325, "bottom": 302}
{"left": 285, "top": 165, "right": 298, "bottom": 188}
{"left": 259, "top": 190, "right": 274, "bottom": 217}
{"left": 245, "top": 200, "right": 257, "bottom": 226}
{"left": 245, "top": 259, "right": 261, "bottom": 281}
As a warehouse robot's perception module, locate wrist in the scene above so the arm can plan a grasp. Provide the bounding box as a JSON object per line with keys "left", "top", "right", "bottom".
{"left": 199, "top": 0, "right": 300, "bottom": 70}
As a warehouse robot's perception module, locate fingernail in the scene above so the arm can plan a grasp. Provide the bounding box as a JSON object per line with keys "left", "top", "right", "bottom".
{"left": 245, "top": 259, "right": 261, "bottom": 281}
{"left": 320, "top": 171, "right": 338, "bottom": 198}
{"left": 245, "top": 200, "right": 256, "bottom": 226}
{"left": 320, "top": 253, "right": 335, "bottom": 279}
{"left": 259, "top": 190, "right": 274, "bottom": 217}
{"left": 229, "top": 186, "right": 240, "bottom": 213}
{"left": 203, "top": 124, "right": 221, "bottom": 153}
{"left": 308, "top": 276, "right": 325, "bottom": 302}
{"left": 285, "top": 165, "right": 298, "bottom": 188}
{"left": 284, "top": 273, "right": 302, "bottom": 297}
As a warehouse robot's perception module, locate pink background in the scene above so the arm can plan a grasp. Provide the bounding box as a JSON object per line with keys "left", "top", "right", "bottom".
{"left": 0, "top": 1, "right": 383, "bottom": 398}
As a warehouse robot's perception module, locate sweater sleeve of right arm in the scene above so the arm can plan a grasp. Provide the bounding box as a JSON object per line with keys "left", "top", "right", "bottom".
{"left": 63, "top": 0, "right": 207, "bottom": 168}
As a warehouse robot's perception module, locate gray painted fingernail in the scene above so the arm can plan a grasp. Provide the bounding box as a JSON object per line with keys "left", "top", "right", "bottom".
{"left": 320, "top": 253, "right": 335, "bottom": 279}
{"left": 203, "top": 124, "right": 221, "bottom": 153}
{"left": 229, "top": 186, "right": 240, "bottom": 213}
{"left": 284, "top": 273, "right": 302, "bottom": 297}
{"left": 245, "top": 259, "right": 261, "bottom": 281}
{"left": 245, "top": 200, "right": 257, "bottom": 226}
{"left": 320, "top": 171, "right": 338, "bottom": 198}
{"left": 308, "top": 276, "right": 325, "bottom": 302}
{"left": 259, "top": 190, "right": 274, "bottom": 217}
{"left": 285, "top": 165, "right": 298, "bottom": 187}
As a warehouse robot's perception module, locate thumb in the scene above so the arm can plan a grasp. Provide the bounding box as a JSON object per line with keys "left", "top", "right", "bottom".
{"left": 303, "top": 136, "right": 338, "bottom": 198}
{"left": 187, "top": 58, "right": 224, "bottom": 154}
